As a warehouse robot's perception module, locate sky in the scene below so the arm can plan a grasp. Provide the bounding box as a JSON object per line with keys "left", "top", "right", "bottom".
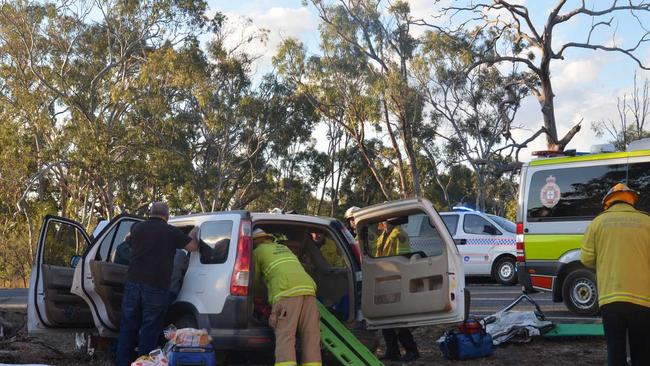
{"left": 206, "top": 0, "right": 650, "bottom": 162}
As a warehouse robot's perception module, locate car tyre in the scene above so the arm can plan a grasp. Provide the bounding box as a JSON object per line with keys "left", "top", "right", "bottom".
{"left": 493, "top": 256, "right": 517, "bottom": 286}
{"left": 562, "top": 268, "right": 599, "bottom": 316}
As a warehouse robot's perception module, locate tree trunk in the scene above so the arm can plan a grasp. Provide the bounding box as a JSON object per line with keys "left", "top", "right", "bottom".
{"left": 356, "top": 138, "right": 392, "bottom": 200}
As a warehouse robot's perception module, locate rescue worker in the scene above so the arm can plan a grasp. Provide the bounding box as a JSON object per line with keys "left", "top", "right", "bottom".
{"left": 343, "top": 206, "right": 360, "bottom": 237}
{"left": 581, "top": 183, "right": 650, "bottom": 366}
{"left": 253, "top": 228, "right": 321, "bottom": 366}
{"left": 374, "top": 218, "right": 419, "bottom": 362}
{"left": 311, "top": 230, "right": 345, "bottom": 267}
{"left": 374, "top": 218, "right": 410, "bottom": 257}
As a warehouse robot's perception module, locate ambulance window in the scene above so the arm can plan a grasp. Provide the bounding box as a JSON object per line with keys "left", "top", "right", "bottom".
{"left": 627, "top": 162, "right": 650, "bottom": 212}
{"left": 527, "top": 164, "right": 626, "bottom": 221}
{"left": 464, "top": 214, "right": 501, "bottom": 235}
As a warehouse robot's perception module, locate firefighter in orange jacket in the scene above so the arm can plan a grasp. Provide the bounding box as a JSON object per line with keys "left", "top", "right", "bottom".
{"left": 581, "top": 183, "right": 650, "bottom": 366}
{"left": 253, "top": 228, "right": 321, "bottom": 366}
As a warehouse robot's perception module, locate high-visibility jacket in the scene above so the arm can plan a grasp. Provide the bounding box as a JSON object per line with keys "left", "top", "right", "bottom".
{"left": 581, "top": 203, "right": 650, "bottom": 308}
{"left": 319, "top": 238, "right": 345, "bottom": 267}
{"left": 375, "top": 226, "right": 410, "bottom": 257}
{"left": 253, "top": 240, "right": 317, "bottom": 305}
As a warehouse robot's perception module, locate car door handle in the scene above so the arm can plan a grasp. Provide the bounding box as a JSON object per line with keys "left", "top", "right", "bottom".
{"left": 455, "top": 239, "right": 467, "bottom": 245}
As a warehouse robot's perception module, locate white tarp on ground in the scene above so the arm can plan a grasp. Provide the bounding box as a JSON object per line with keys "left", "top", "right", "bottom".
{"left": 484, "top": 310, "right": 554, "bottom": 345}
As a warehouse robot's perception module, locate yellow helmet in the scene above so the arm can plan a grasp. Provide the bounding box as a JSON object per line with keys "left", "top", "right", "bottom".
{"left": 602, "top": 183, "right": 639, "bottom": 209}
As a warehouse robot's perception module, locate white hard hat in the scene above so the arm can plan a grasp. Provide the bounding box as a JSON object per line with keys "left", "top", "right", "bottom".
{"left": 344, "top": 206, "right": 361, "bottom": 220}
{"left": 252, "top": 228, "right": 274, "bottom": 240}
{"left": 269, "top": 207, "right": 284, "bottom": 214}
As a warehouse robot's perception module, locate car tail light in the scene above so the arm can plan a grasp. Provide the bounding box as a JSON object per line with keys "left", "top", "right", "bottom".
{"left": 230, "top": 219, "right": 251, "bottom": 296}
{"left": 516, "top": 222, "right": 525, "bottom": 262}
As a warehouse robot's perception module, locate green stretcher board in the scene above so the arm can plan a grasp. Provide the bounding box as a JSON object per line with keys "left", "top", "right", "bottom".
{"left": 543, "top": 323, "right": 604, "bottom": 337}
{"left": 317, "top": 302, "right": 383, "bottom": 366}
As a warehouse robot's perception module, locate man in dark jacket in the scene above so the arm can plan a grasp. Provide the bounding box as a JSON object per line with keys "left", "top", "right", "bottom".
{"left": 116, "top": 202, "right": 198, "bottom": 366}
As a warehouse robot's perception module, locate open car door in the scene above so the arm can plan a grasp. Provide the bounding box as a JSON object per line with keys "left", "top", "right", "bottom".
{"left": 28, "top": 216, "right": 95, "bottom": 334}
{"left": 355, "top": 198, "right": 465, "bottom": 329}
{"left": 71, "top": 215, "right": 143, "bottom": 336}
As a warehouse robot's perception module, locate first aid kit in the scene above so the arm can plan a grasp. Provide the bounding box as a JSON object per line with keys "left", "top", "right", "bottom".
{"left": 438, "top": 319, "right": 493, "bottom": 360}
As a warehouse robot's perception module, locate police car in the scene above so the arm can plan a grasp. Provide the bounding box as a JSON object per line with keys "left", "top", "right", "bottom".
{"left": 406, "top": 208, "right": 517, "bottom": 285}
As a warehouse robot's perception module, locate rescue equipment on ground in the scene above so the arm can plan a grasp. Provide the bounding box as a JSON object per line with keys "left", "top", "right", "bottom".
{"left": 482, "top": 294, "right": 553, "bottom": 345}
{"left": 438, "top": 319, "right": 493, "bottom": 360}
{"left": 317, "top": 301, "right": 382, "bottom": 366}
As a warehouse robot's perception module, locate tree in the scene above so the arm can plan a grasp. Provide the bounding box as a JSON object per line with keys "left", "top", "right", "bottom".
{"left": 413, "top": 30, "right": 528, "bottom": 209}
{"left": 593, "top": 72, "right": 650, "bottom": 150}
{"left": 282, "top": 0, "right": 427, "bottom": 198}
{"left": 433, "top": 0, "right": 650, "bottom": 150}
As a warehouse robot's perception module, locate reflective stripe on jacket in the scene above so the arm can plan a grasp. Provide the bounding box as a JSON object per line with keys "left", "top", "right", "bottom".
{"left": 581, "top": 203, "right": 650, "bottom": 308}
{"left": 253, "top": 241, "right": 317, "bottom": 304}
{"left": 375, "top": 226, "right": 410, "bottom": 257}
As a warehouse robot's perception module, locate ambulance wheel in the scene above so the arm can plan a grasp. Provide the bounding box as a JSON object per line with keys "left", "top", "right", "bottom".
{"left": 493, "top": 256, "right": 517, "bottom": 286}
{"left": 562, "top": 269, "right": 599, "bottom": 316}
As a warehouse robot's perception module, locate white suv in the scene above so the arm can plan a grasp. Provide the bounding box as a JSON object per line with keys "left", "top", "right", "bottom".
{"left": 27, "top": 199, "right": 466, "bottom": 360}
{"left": 406, "top": 209, "right": 517, "bottom": 285}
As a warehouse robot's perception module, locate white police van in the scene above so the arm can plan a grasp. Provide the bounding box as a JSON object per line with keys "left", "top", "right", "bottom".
{"left": 406, "top": 208, "right": 517, "bottom": 285}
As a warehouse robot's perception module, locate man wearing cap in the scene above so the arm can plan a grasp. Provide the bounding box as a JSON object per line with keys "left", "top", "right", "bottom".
{"left": 581, "top": 183, "right": 650, "bottom": 366}
{"left": 116, "top": 202, "right": 199, "bottom": 366}
{"left": 252, "top": 228, "right": 321, "bottom": 366}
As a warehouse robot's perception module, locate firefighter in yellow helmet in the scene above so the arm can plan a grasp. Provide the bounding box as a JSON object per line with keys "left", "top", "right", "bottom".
{"left": 252, "top": 228, "right": 321, "bottom": 366}
{"left": 581, "top": 183, "right": 650, "bottom": 365}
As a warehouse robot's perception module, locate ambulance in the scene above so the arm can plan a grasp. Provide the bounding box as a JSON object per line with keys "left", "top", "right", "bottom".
{"left": 516, "top": 139, "right": 650, "bottom": 315}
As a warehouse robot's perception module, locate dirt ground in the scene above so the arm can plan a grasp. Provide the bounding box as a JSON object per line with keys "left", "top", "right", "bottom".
{"left": 1, "top": 310, "right": 607, "bottom": 366}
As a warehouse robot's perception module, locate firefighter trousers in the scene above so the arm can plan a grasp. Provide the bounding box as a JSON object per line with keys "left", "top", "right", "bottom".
{"left": 269, "top": 295, "right": 321, "bottom": 366}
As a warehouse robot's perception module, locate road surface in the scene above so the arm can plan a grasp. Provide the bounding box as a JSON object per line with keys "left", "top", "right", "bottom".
{"left": 0, "top": 281, "right": 600, "bottom": 323}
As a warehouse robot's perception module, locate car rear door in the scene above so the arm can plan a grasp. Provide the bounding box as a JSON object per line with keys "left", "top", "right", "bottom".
{"left": 71, "top": 215, "right": 142, "bottom": 336}
{"left": 354, "top": 198, "right": 465, "bottom": 329}
{"left": 28, "top": 216, "right": 95, "bottom": 334}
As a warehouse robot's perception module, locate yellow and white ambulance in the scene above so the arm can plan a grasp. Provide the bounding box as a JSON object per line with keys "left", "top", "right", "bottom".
{"left": 516, "top": 139, "right": 650, "bottom": 315}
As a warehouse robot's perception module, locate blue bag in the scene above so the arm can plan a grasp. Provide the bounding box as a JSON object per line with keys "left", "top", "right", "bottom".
{"left": 168, "top": 345, "right": 216, "bottom": 366}
{"left": 439, "top": 321, "right": 493, "bottom": 360}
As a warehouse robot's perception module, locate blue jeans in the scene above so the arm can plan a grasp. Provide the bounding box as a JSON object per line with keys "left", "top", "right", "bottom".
{"left": 116, "top": 281, "right": 169, "bottom": 366}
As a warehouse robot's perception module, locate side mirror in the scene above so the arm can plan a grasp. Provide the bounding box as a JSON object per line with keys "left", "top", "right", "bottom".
{"left": 483, "top": 225, "right": 497, "bottom": 235}
{"left": 70, "top": 255, "right": 82, "bottom": 268}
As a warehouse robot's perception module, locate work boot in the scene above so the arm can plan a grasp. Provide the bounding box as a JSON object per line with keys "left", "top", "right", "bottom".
{"left": 400, "top": 351, "right": 419, "bottom": 362}
{"left": 378, "top": 351, "right": 401, "bottom": 361}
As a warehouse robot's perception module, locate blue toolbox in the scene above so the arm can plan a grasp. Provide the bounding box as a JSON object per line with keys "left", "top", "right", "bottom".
{"left": 168, "top": 345, "right": 216, "bottom": 366}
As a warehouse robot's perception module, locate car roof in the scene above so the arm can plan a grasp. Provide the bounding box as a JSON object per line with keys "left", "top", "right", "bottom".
{"left": 251, "top": 212, "right": 337, "bottom": 226}
{"left": 169, "top": 211, "right": 337, "bottom": 226}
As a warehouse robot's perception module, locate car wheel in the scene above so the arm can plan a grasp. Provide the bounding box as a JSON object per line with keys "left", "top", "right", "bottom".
{"left": 175, "top": 313, "right": 198, "bottom": 329}
{"left": 493, "top": 256, "right": 517, "bottom": 286}
{"left": 562, "top": 269, "right": 599, "bottom": 316}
